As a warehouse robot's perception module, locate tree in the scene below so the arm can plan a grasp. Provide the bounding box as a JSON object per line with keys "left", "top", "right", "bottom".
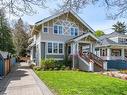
{"left": 61, "top": 0, "right": 127, "bottom": 19}
{"left": 94, "top": 30, "right": 105, "bottom": 37}
{"left": 0, "top": 0, "right": 127, "bottom": 19}
{"left": 112, "top": 21, "right": 127, "bottom": 34}
{"left": 0, "top": 9, "right": 15, "bottom": 54}
{"left": 0, "top": 0, "right": 46, "bottom": 16}
{"left": 12, "top": 18, "right": 29, "bottom": 56}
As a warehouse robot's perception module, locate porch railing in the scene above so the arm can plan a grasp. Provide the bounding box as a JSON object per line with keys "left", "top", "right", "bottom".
{"left": 80, "top": 52, "right": 104, "bottom": 69}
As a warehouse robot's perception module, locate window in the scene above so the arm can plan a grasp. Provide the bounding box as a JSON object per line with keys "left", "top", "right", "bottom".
{"left": 47, "top": 42, "right": 64, "bottom": 54}
{"left": 54, "top": 25, "right": 63, "bottom": 35}
{"left": 70, "top": 27, "right": 78, "bottom": 36}
{"left": 44, "top": 27, "right": 48, "bottom": 32}
{"left": 53, "top": 43, "right": 58, "bottom": 53}
{"left": 48, "top": 43, "right": 52, "bottom": 53}
{"left": 59, "top": 43, "right": 63, "bottom": 53}
{"left": 54, "top": 26, "right": 58, "bottom": 34}
{"left": 100, "top": 49, "right": 107, "bottom": 56}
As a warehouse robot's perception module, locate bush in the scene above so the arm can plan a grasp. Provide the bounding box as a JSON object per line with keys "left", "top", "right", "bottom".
{"left": 33, "top": 66, "right": 42, "bottom": 71}
{"left": 41, "top": 59, "right": 57, "bottom": 70}
{"left": 29, "top": 64, "right": 35, "bottom": 69}
{"left": 120, "top": 70, "right": 127, "bottom": 74}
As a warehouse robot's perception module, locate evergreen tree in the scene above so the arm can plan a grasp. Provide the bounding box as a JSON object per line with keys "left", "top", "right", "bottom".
{"left": 0, "top": 9, "right": 15, "bottom": 54}
{"left": 112, "top": 21, "right": 127, "bottom": 34}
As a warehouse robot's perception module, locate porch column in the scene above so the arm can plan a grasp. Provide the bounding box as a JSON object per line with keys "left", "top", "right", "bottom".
{"left": 90, "top": 43, "right": 93, "bottom": 53}
{"left": 92, "top": 43, "right": 95, "bottom": 54}
{"left": 76, "top": 43, "right": 79, "bottom": 55}
{"left": 121, "top": 48, "right": 125, "bottom": 60}
{"left": 98, "top": 48, "right": 100, "bottom": 57}
{"left": 107, "top": 48, "right": 111, "bottom": 60}
{"left": 71, "top": 43, "right": 76, "bottom": 69}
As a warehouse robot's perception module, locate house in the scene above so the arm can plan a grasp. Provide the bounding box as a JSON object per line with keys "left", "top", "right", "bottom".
{"left": 28, "top": 10, "right": 108, "bottom": 71}
{"left": 95, "top": 32, "right": 127, "bottom": 70}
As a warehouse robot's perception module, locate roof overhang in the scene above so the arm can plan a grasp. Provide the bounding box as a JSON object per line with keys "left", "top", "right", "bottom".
{"left": 34, "top": 10, "right": 95, "bottom": 33}
{"left": 68, "top": 32, "right": 99, "bottom": 43}
{"left": 96, "top": 44, "right": 127, "bottom": 48}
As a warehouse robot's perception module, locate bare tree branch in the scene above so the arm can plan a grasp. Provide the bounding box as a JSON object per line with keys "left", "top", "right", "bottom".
{"left": 0, "top": 0, "right": 46, "bottom": 16}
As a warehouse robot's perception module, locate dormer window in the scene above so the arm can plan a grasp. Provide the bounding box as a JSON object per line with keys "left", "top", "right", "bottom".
{"left": 54, "top": 25, "right": 63, "bottom": 35}
{"left": 70, "top": 27, "right": 78, "bottom": 36}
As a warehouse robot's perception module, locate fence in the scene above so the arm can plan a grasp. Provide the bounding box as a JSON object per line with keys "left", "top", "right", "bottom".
{"left": 0, "top": 51, "right": 12, "bottom": 78}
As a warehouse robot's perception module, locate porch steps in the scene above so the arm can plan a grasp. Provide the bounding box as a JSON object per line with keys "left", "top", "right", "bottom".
{"left": 80, "top": 52, "right": 104, "bottom": 71}
{"left": 107, "top": 60, "right": 127, "bottom": 70}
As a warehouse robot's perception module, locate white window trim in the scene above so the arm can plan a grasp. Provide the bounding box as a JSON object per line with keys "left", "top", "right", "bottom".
{"left": 70, "top": 27, "right": 79, "bottom": 36}
{"left": 43, "top": 26, "right": 49, "bottom": 33}
{"left": 53, "top": 24, "right": 64, "bottom": 35}
{"left": 47, "top": 41, "right": 64, "bottom": 55}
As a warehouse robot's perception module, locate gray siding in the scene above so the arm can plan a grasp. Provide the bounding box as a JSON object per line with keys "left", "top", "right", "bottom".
{"left": 41, "top": 42, "right": 45, "bottom": 59}
{"left": 46, "top": 55, "right": 64, "bottom": 59}
{"left": 79, "top": 58, "right": 89, "bottom": 71}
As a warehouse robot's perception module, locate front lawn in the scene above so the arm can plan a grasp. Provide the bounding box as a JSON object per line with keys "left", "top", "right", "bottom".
{"left": 35, "top": 71, "right": 127, "bottom": 95}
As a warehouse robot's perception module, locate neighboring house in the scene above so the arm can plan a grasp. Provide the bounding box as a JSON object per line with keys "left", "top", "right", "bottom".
{"left": 96, "top": 32, "right": 127, "bottom": 69}
{"left": 28, "top": 10, "right": 112, "bottom": 71}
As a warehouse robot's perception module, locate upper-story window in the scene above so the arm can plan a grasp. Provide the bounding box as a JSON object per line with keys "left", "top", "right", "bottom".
{"left": 54, "top": 25, "right": 63, "bottom": 35}
{"left": 70, "top": 27, "right": 78, "bottom": 36}
{"left": 44, "top": 27, "right": 48, "bottom": 33}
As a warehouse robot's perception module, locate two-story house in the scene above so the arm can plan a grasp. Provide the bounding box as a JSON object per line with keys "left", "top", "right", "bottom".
{"left": 96, "top": 32, "right": 127, "bottom": 69}
{"left": 28, "top": 10, "right": 107, "bottom": 71}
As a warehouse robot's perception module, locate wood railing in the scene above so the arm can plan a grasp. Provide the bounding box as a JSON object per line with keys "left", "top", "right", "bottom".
{"left": 80, "top": 52, "right": 104, "bottom": 69}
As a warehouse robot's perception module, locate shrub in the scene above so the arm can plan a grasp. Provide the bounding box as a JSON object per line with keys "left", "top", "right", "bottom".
{"left": 33, "top": 66, "right": 42, "bottom": 71}
{"left": 29, "top": 64, "right": 35, "bottom": 69}
{"left": 41, "top": 59, "right": 57, "bottom": 70}
{"left": 60, "top": 65, "right": 66, "bottom": 70}
{"left": 120, "top": 70, "right": 127, "bottom": 74}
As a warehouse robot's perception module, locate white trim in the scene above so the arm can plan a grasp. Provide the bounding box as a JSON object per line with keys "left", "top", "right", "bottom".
{"left": 43, "top": 27, "right": 49, "bottom": 33}
{"left": 46, "top": 41, "right": 64, "bottom": 55}
{"left": 35, "top": 10, "right": 95, "bottom": 33}
{"left": 69, "top": 27, "right": 79, "bottom": 36}
{"left": 53, "top": 24, "right": 64, "bottom": 35}
{"left": 74, "top": 32, "right": 99, "bottom": 42}
{"left": 45, "top": 57, "right": 64, "bottom": 60}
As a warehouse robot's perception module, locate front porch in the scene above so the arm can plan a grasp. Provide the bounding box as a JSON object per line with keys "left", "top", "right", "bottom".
{"left": 96, "top": 46, "right": 127, "bottom": 61}
{"left": 67, "top": 33, "right": 106, "bottom": 71}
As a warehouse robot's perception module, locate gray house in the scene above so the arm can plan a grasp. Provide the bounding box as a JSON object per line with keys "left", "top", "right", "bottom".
{"left": 95, "top": 32, "right": 127, "bottom": 69}
{"left": 28, "top": 10, "right": 108, "bottom": 71}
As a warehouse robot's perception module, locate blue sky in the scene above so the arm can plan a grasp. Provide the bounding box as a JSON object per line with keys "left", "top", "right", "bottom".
{"left": 9, "top": 0, "right": 127, "bottom": 34}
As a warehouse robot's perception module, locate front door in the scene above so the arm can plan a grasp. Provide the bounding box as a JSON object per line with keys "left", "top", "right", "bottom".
{"left": 82, "top": 45, "right": 90, "bottom": 53}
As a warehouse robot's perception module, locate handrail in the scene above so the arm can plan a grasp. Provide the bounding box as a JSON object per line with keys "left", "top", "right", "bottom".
{"left": 80, "top": 52, "right": 104, "bottom": 69}
{"left": 87, "top": 52, "right": 103, "bottom": 68}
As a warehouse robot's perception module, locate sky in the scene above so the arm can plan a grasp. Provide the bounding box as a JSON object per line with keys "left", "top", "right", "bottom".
{"left": 8, "top": 0, "right": 127, "bottom": 34}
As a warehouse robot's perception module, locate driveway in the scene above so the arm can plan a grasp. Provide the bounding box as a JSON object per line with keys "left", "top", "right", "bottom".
{"left": 0, "top": 62, "right": 54, "bottom": 95}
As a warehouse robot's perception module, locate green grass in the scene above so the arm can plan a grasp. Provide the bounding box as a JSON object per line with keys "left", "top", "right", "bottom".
{"left": 35, "top": 71, "right": 127, "bottom": 95}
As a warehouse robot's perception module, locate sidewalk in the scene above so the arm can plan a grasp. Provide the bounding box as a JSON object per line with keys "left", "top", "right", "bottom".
{"left": 0, "top": 62, "right": 54, "bottom": 95}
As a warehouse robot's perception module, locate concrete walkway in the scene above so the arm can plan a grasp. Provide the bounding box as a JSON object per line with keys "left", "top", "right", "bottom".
{"left": 0, "top": 62, "right": 54, "bottom": 95}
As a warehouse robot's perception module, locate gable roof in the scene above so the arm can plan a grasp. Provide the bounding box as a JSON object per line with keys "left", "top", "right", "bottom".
{"left": 101, "top": 38, "right": 117, "bottom": 45}
{"left": 99, "top": 32, "right": 127, "bottom": 40}
{"left": 68, "top": 32, "right": 99, "bottom": 43}
{"left": 34, "top": 10, "right": 95, "bottom": 33}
